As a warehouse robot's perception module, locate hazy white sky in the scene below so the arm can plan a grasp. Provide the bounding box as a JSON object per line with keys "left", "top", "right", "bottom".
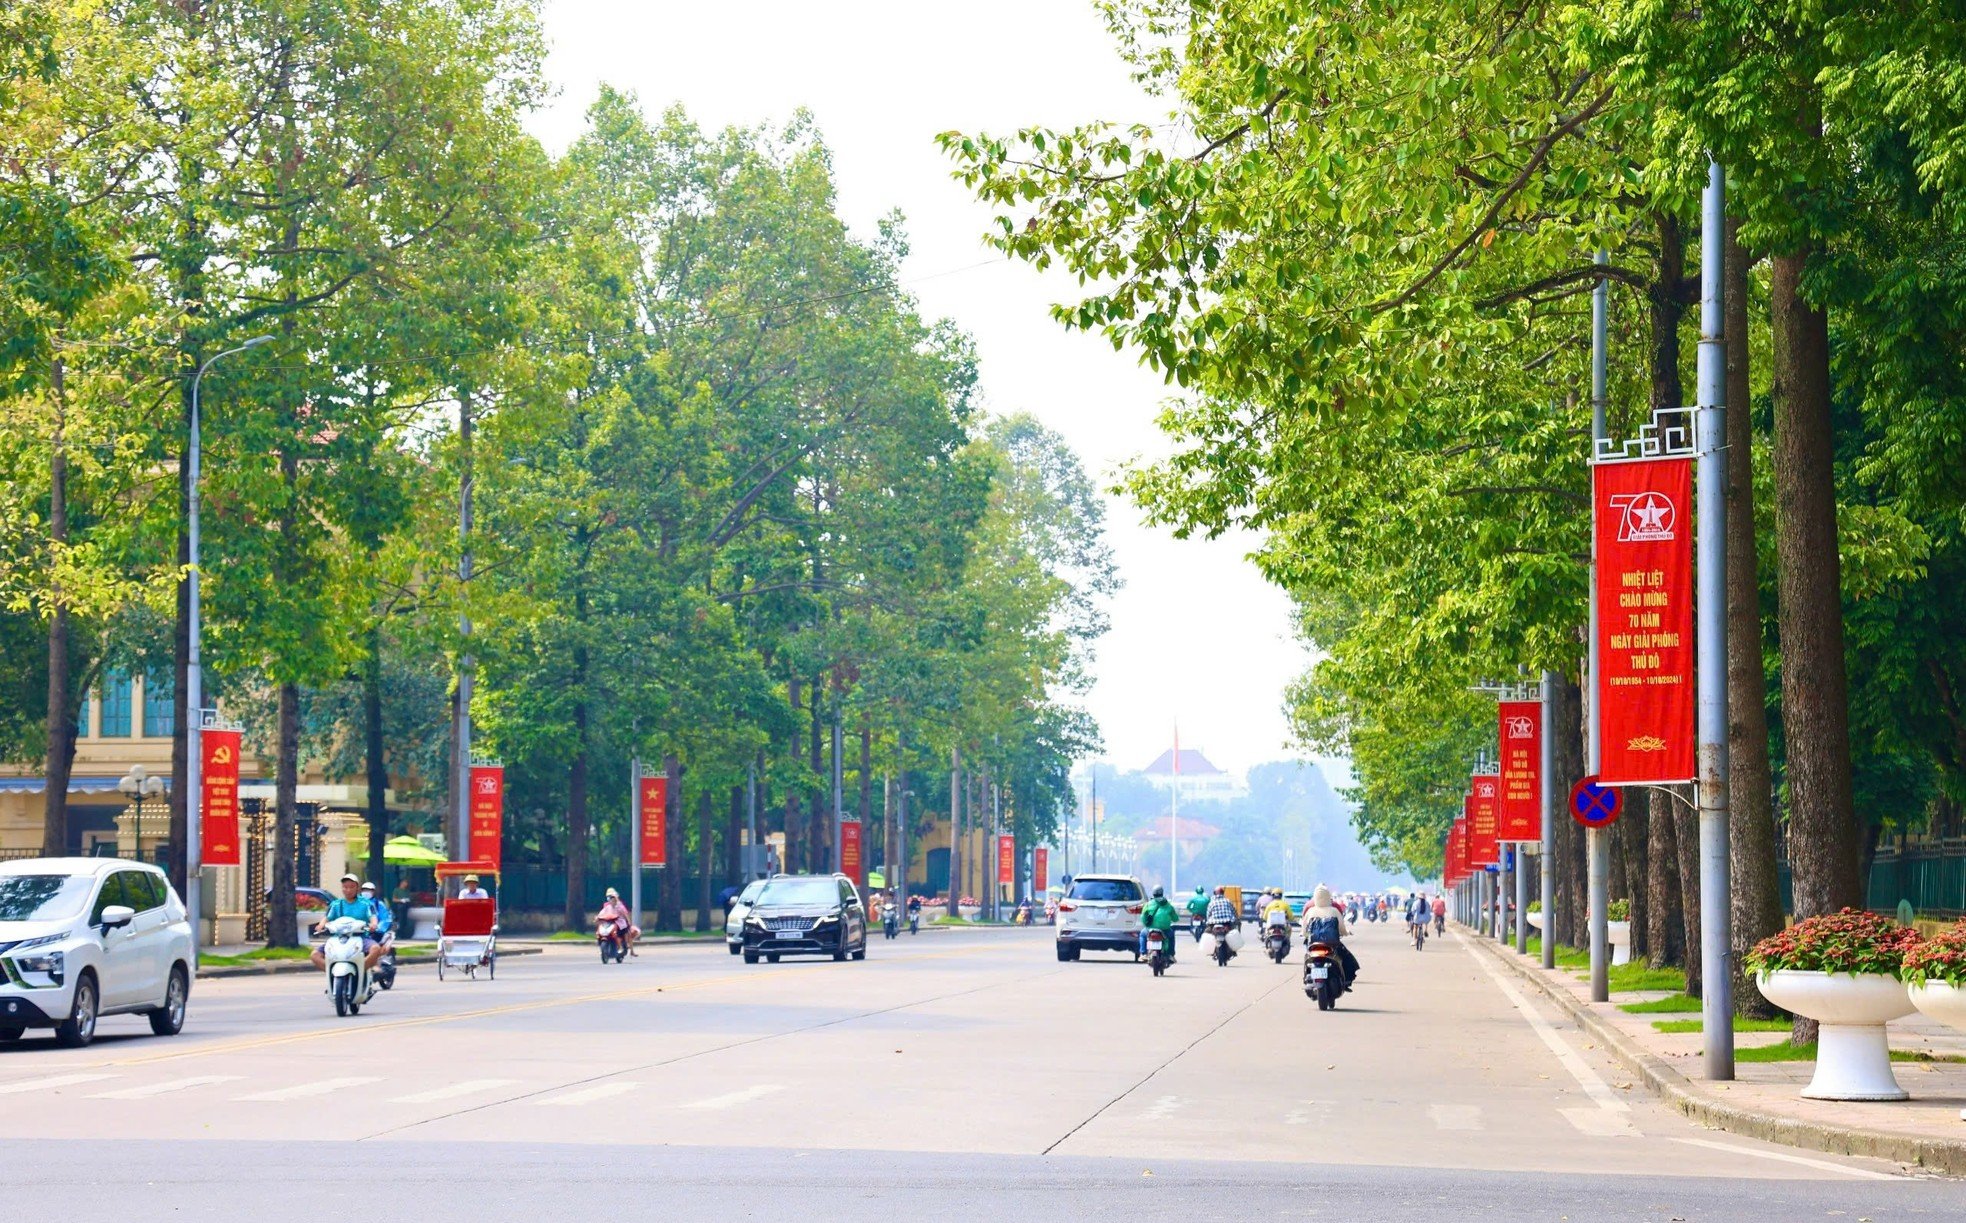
{"left": 531, "top": 1, "right": 1321, "bottom": 776}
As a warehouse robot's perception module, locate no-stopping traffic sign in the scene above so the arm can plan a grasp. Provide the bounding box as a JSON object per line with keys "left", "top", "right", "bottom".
{"left": 1569, "top": 775, "right": 1623, "bottom": 828}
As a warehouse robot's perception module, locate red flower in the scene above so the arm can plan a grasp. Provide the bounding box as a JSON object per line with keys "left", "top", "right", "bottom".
{"left": 1745, "top": 908, "right": 1922, "bottom": 978}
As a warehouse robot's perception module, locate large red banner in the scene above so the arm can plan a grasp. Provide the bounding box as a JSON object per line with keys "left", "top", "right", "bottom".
{"left": 997, "top": 834, "right": 1015, "bottom": 887}
{"left": 1034, "top": 847, "right": 1049, "bottom": 891}
{"left": 1467, "top": 783, "right": 1499, "bottom": 868}
{"left": 467, "top": 765, "right": 503, "bottom": 868}
{"left": 1498, "top": 700, "right": 1543, "bottom": 842}
{"left": 1594, "top": 457, "right": 1695, "bottom": 784}
{"left": 839, "top": 820, "right": 862, "bottom": 885}
{"left": 639, "top": 775, "right": 667, "bottom": 867}
{"left": 200, "top": 728, "right": 242, "bottom": 867}
{"left": 1449, "top": 818, "right": 1467, "bottom": 882}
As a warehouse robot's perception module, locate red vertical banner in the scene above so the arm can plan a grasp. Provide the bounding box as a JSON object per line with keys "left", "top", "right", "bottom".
{"left": 468, "top": 766, "right": 504, "bottom": 868}
{"left": 200, "top": 729, "right": 242, "bottom": 866}
{"left": 1498, "top": 700, "right": 1543, "bottom": 842}
{"left": 1450, "top": 818, "right": 1467, "bottom": 882}
{"left": 997, "top": 834, "right": 1015, "bottom": 887}
{"left": 1034, "top": 847, "right": 1049, "bottom": 891}
{"left": 638, "top": 775, "right": 667, "bottom": 867}
{"left": 1468, "top": 783, "right": 1500, "bottom": 867}
{"left": 1594, "top": 457, "right": 1696, "bottom": 784}
{"left": 839, "top": 820, "right": 863, "bottom": 885}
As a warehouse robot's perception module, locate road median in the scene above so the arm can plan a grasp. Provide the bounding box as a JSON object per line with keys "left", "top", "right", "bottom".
{"left": 1463, "top": 926, "right": 1966, "bottom": 1175}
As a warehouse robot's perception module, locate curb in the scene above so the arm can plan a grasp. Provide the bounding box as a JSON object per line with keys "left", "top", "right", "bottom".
{"left": 1464, "top": 929, "right": 1966, "bottom": 1175}
{"left": 197, "top": 946, "right": 541, "bottom": 981}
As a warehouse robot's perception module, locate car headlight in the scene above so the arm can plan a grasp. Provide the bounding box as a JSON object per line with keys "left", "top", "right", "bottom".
{"left": 13, "top": 949, "right": 64, "bottom": 986}
{"left": 744, "top": 914, "right": 766, "bottom": 929}
{"left": 809, "top": 913, "right": 838, "bottom": 926}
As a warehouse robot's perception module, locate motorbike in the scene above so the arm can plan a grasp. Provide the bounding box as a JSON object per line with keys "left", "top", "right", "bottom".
{"left": 1189, "top": 914, "right": 1205, "bottom": 943}
{"left": 1305, "top": 940, "right": 1346, "bottom": 1010}
{"left": 1265, "top": 922, "right": 1291, "bottom": 963}
{"left": 320, "top": 916, "right": 375, "bottom": 1017}
{"left": 1205, "top": 921, "right": 1241, "bottom": 967}
{"left": 883, "top": 907, "right": 901, "bottom": 940}
{"left": 1144, "top": 927, "right": 1172, "bottom": 977}
{"left": 597, "top": 916, "right": 631, "bottom": 964}
{"left": 374, "top": 930, "right": 398, "bottom": 990}
{"left": 907, "top": 906, "right": 921, "bottom": 935}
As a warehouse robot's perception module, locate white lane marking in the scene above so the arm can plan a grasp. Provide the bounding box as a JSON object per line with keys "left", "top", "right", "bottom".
{"left": 389, "top": 1078, "right": 516, "bottom": 1104}
{"left": 1141, "top": 1094, "right": 1182, "bottom": 1121}
{"left": 0, "top": 1073, "right": 115, "bottom": 1095}
{"left": 1428, "top": 1103, "right": 1483, "bottom": 1131}
{"left": 533, "top": 1081, "right": 638, "bottom": 1107}
{"left": 234, "top": 1076, "right": 381, "bottom": 1102}
{"left": 1561, "top": 1106, "right": 1639, "bottom": 1137}
{"left": 1672, "top": 1136, "right": 1901, "bottom": 1182}
{"left": 1463, "top": 937, "right": 1630, "bottom": 1113}
{"left": 681, "top": 1084, "right": 782, "bottom": 1110}
{"left": 89, "top": 1075, "right": 239, "bottom": 1099}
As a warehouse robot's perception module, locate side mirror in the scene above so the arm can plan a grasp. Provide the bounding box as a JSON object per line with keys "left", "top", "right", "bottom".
{"left": 100, "top": 904, "right": 135, "bottom": 932}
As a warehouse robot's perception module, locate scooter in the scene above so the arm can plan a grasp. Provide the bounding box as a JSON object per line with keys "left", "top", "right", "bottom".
{"left": 907, "top": 906, "right": 921, "bottom": 935}
{"left": 1305, "top": 940, "right": 1345, "bottom": 1010}
{"left": 1189, "top": 914, "right": 1205, "bottom": 943}
{"left": 1265, "top": 922, "right": 1291, "bottom": 963}
{"left": 883, "top": 907, "right": 901, "bottom": 940}
{"left": 375, "top": 930, "right": 398, "bottom": 990}
{"left": 1145, "top": 927, "right": 1172, "bottom": 977}
{"left": 1205, "top": 921, "right": 1241, "bottom": 967}
{"left": 320, "top": 916, "right": 375, "bottom": 1017}
{"left": 597, "top": 917, "right": 630, "bottom": 964}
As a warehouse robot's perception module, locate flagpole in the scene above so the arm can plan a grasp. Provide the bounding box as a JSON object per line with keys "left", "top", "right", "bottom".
{"left": 1170, "top": 725, "right": 1180, "bottom": 895}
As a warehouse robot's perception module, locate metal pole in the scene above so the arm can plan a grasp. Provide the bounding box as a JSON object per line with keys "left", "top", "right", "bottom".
{"left": 1515, "top": 845, "right": 1529, "bottom": 953}
{"left": 831, "top": 712, "right": 844, "bottom": 875}
{"left": 1090, "top": 770, "right": 1099, "bottom": 872}
{"left": 747, "top": 756, "right": 759, "bottom": 877}
{"left": 185, "top": 336, "right": 268, "bottom": 963}
{"left": 1697, "top": 159, "right": 1735, "bottom": 1079}
{"left": 1588, "top": 248, "right": 1611, "bottom": 1000}
{"left": 629, "top": 757, "right": 642, "bottom": 928}
{"left": 454, "top": 393, "right": 475, "bottom": 861}
{"left": 993, "top": 781, "right": 1003, "bottom": 919}
{"left": 1169, "top": 741, "right": 1179, "bottom": 895}
{"left": 1541, "top": 670, "right": 1557, "bottom": 968}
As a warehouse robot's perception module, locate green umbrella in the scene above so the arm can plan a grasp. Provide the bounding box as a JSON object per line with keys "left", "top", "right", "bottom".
{"left": 381, "top": 835, "right": 446, "bottom": 866}
{"left": 867, "top": 871, "right": 886, "bottom": 888}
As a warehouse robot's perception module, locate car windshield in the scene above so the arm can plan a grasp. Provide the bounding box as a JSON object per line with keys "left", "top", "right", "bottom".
{"left": 1067, "top": 879, "right": 1141, "bottom": 903}
{"left": 739, "top": 881, "right": 767, "bottom": 904}
{"left": 756, "top": 877, "right": 841, "bottom": 907}
{"left": 0, "top": 873, "right": 93, "bottom": 923}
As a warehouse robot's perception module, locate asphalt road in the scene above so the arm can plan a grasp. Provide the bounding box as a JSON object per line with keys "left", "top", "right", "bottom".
{"left": 7, "top": 920, "right": 1964, "bottom": 1219}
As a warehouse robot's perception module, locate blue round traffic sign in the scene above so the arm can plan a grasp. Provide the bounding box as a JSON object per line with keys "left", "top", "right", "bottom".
{"left": 1569, "top": 776, "right": 1623, "bottom": 827}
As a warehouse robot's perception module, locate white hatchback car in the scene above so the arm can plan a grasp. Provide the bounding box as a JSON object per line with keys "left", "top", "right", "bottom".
{"left": 0, "top": 857, "right": 194, "bottom": 1047}
{"left": 1053, "top": 873, "right": 1146, "bottom": 961}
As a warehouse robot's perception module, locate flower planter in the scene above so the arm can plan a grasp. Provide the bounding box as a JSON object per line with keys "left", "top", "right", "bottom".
{"left": 958, "top": 905, "right": 981, "bottom": 921}
{"left": 1757, "top": 969, "right": 1914, "bottom": 1101}
{"left": 1908, "top": 981, "right": 1966, "bottom": 1119}
{"left": 1607, "top": 920, "right": 1632, "bottom": 966}
{"left": 1525, "top": 911, "right": 1544, "bottom": 933}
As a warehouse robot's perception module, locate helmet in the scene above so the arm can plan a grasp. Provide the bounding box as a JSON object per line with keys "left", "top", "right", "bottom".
{"left": 1195, "top": 886, "right": 1205, "bottom": 894}
{"left": 358, "top": 880, "right": 377, "bottom": 893}
{"left": 1213, "top": 886, "right": 1226, "bottom": 896}
{"left": 1152, "top": 886, "right": 1165, "bottom": 898}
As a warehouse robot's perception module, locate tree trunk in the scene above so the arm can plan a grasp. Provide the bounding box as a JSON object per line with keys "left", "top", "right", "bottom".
{"left": 784, "top": 677, "right": 803, "bottom": 872}
{"left": 947, "top": 748, "right": 963, "bottom": 918}
{"left": 696, "top": 790, "right": 714, "bottom": 932}
{"left": 364, "top": 625, "right": 388, "bottom": 886}
{"left": 1552, "top": 674, "right": 1586, "bottom": 948}
{"left": 809, "top": 677, "right": 827, "bottom": 873}
{"left": 1623, "top": 800, "right": 1651, "bottom": 963}
{"left": 658, "top": 755, "right": 682, "bottom": 930}
{"left": 1725, "top": 218, "right": 1784, "bottom": 1019}
{"left": 726, "top": 784, "right": 743, "bottom": 888}
{"left": 563, "top": 694, "right": 589, "bottom": 932}
{"left": 1648, "top": 211, "right": 1688, "bottom": 418}
{"left": 269, "top": 681, "right": 301, "bottom": 948}
{"left": 1672, "top": 787, "right": 1702, "bottom": 998}
{"left": 1771, "top": 249, "right": 1861, "bottom": 928}
{"left": 1647, "top": 788, "right": 1680, "bottom": 968}
{"left": 42, "top": 363, "right": 74, "bottom": 857}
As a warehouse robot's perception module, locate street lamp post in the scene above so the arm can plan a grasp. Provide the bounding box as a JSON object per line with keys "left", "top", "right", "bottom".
{"left": 186, "top": 335, "right": 272, "bottom": 962}
{"left": 118, "top": 765, "right": 164, "bottom": 862}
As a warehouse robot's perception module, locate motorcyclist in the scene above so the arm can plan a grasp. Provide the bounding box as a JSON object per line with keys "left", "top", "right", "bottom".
{"left": 1262, "top": 889, "right": 1292, "bottom": 930}
{"left": 359, "top": 880, "right": 394, "bottom": 940}
{"left": 1184, "top": 886, "right": 1209, "bottom": 941}
{"left": 1204, "top": 886, "right": 1238, "bottom": 929}
{"left": 1139, "top": 886, "right": 1179, "bottom": 962}
{"left": 310, "top": 873, "right": 384, "bottom": 975}
{"left": 1300, "top": 884, "right": 1360, "bottom": 990}
{"left": 906, "top": 893, "right": 923, "bottom": 933}
{"left": 596, "top": 887, "right": 640, "bottom": 955}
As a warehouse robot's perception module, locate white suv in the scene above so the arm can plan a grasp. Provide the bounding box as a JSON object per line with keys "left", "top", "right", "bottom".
{"left": 0, "top": 858, "right": 194, "bottom": 1047}
{"left": 725, "top": 879, "right": 766, "bottom": 954}
{"left": 1054, "top": 873, "right": 1146, "bottom": 961}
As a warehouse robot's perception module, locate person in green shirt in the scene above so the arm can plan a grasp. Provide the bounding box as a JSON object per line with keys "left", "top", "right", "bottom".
{"left": 1184, "top": 885, "right": 1209, "bottom": 942}
{"left": 1141, "top": 886, "right": 1180, "bottom": 963}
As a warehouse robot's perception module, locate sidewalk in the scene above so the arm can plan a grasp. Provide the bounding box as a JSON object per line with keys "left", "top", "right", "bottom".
{"left": 1465, "top": 926, "right": 1966, "bottom": 1175}
{"left": 197, "top": 942, "right": 540, "bottom": 980}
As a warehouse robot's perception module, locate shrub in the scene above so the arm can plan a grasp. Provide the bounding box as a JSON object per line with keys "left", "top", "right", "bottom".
{"left": 1903, "top": 922, "right": 1966, "bottom": 988}
{"left": 1744, "top": 908, "right": 1922, "bottom": 977}
{"left": 1608, "top": 899, "right": 1631, "bottom": 922}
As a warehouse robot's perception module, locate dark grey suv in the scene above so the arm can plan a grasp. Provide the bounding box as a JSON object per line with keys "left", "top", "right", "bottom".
{"left": 739, "top": 874, "right": 868, "bottom": 963}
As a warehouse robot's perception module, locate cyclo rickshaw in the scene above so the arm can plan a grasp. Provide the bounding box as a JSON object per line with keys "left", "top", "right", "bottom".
{"left": 434, "top": 860, "right": 498, "bottom": 980}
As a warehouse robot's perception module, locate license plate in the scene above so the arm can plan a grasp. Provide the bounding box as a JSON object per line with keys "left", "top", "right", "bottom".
{"left": 1310, "top": 965, "right": 1329, "bottom": 980}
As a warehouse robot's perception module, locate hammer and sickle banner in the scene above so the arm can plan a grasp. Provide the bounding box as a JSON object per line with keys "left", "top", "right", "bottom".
{"left": 200, "top": 729, "right": 242, "bottom": 866}
{"left": 1497, "top": 700, "right": 1543, "bottom": 842}
{"left": 1593, "top": 457, "right": 1695, "bottom": 784}
{"left": 467, "top": 765, "right": 504, "bottom": 868}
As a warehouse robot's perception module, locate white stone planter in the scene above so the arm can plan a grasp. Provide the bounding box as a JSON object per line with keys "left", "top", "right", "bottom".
{"left": 1908, "top": 981, "right": 1966, "bottom": 1119}
{"left": 958, "top": 905, "right": 981, "bottom": 920}
{"left": 408, "top": 905, "right": 445, "bottom": 941}
{"left": 1526, "top": 911, "right": 1544, "bottom": 932}
{"left": 1757, "top": 969, "right": 1914, "bottom": 1101}
{"left": 1608, "top": 920, "right": 1632, "bottom": 966}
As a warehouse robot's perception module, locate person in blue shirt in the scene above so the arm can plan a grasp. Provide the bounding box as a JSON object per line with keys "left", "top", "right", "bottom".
{"left": 359, "top": 880, "right": 394, "bottom": 937}
{"left": 309, "top": 873, "right": 384, "bottom": 974}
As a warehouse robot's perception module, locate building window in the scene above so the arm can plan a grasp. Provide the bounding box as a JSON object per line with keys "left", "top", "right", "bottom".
{"left": 75, "top": 690, "right": 91, "bottom": 738}
{"left": 99, "top": 671, "right": 133, "bottom": 737}
{"left": 142, "top": 670, "right": 175, "bottom": 738}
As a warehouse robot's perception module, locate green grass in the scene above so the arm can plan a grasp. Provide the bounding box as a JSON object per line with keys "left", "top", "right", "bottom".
{"left": 201, "top": 946, "right": 313, "bottom": 966}
{"left": 1652, "top": 1016, "right": 1792, "bottom": 1034}
{"left": 1604, "top": 962, "right": 1688, "bottom": 993}
{"left": 547, "top": 928, "right": 721, "bottom": 941}
{"left": 1620, "top": 992, "right": 1702, "bottom": 1014}
{"left": 1525, "top": 937, "right": 1590, "bottom": 968}
{"left": 1728, "top": 1040, "right": 1966, "bottom": 1064}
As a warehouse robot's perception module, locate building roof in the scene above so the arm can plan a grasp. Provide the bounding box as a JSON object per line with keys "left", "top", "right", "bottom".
{"left": 1131, "top": 814, "right": 1223, "bottom": 842}
{"left": 1141, "top": 747, "right": 1226, "bottom": 777}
